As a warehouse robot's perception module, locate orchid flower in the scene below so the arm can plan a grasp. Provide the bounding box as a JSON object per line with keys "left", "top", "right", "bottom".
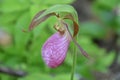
{"left": 27, "top": 5, "right": 89, "bottom": 68}
{"left": 42, "top": 20, "right": 72, "bottom": 68}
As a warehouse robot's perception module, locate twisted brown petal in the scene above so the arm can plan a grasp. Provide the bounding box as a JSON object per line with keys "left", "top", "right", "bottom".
{"left": 63, "top": 14, "right": 79, "bottom": 37}
{"left": 29, "top": 10, "right": 56, "bottom": 31}
{"left": 63, "top": 22, "right": 90, "bottom": 59}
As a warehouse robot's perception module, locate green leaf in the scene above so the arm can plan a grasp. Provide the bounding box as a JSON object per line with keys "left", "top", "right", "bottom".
{"left": 29, "top": 4, "right": 48, "bottom": 18}
{"left": 28, "top": 5, "right": 79, "bottom": 37}
{"left": 77, "top": 65, "right": 95, "bottom": 80}
{"left": 43, "top": 0, "right": 74, "bottom": 5}
{"left": 0, "top": 74, "right": 13, "bottom": 80}
{"left": 38, "top": 4, "right": 78, "bottom": 23}
{"left": 0, "top": 0, "right": 30, "bottom": 13}
{"left": 14, "top": 12, "right": 31, "bottom": 53}
{"left": 94, "top": 51, "right": 115, "bottom": 72}
{"left": 28, "top": 5, "right": 78, "bottom": 31}
{"left": 18, "top": 73, "right": 77, "bottom": 80}
{"left": 0, "top": 13, "right": 20, "bottom": 24}
{"left": 101, "top": 51, "right": 115, "bottom": 67}
{"left": 94, "top": 0, "right": 119, "bottom": 9}
{"left": 80, "top": 21, "right": 106, "bottom": 38}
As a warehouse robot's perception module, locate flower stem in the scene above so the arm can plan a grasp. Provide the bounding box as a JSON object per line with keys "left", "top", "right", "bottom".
{"left": 71, "top": 37, "right": 77, "bottom": 80}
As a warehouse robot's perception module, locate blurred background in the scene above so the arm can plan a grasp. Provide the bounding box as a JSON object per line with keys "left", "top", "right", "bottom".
{"left": 0, "top": 0, "right": 120, "bottom": 80}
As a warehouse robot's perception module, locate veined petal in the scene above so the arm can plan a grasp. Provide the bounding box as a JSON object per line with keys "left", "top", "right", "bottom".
{"left": 42, "top": 32, "right": 70, "bottom": 68}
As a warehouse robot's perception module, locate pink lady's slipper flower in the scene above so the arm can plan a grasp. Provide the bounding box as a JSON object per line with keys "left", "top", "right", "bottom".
{"left": 28, "top": 5, "right": 89, "bottom": 68}
{"left": 42, "top": 21, "right": 71, "bottom": 68}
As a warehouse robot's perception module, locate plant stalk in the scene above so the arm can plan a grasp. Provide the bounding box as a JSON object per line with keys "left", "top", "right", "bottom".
{"left": 71, "top": 37, "right": 77, "bottom": 80}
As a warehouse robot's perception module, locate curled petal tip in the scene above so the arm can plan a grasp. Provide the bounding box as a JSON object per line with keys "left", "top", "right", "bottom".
{"left": 42, "top": 32, "right": 70, "bottom": 68}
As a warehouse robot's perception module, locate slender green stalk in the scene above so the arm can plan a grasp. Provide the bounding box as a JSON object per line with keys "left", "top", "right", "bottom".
{"left": 71, "top": 37, "right": 77, "bottom": 80}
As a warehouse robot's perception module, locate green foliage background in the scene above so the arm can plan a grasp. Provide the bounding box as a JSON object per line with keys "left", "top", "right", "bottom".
{"left": 0, "top": 0, "right": 119, "bottom": 80}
